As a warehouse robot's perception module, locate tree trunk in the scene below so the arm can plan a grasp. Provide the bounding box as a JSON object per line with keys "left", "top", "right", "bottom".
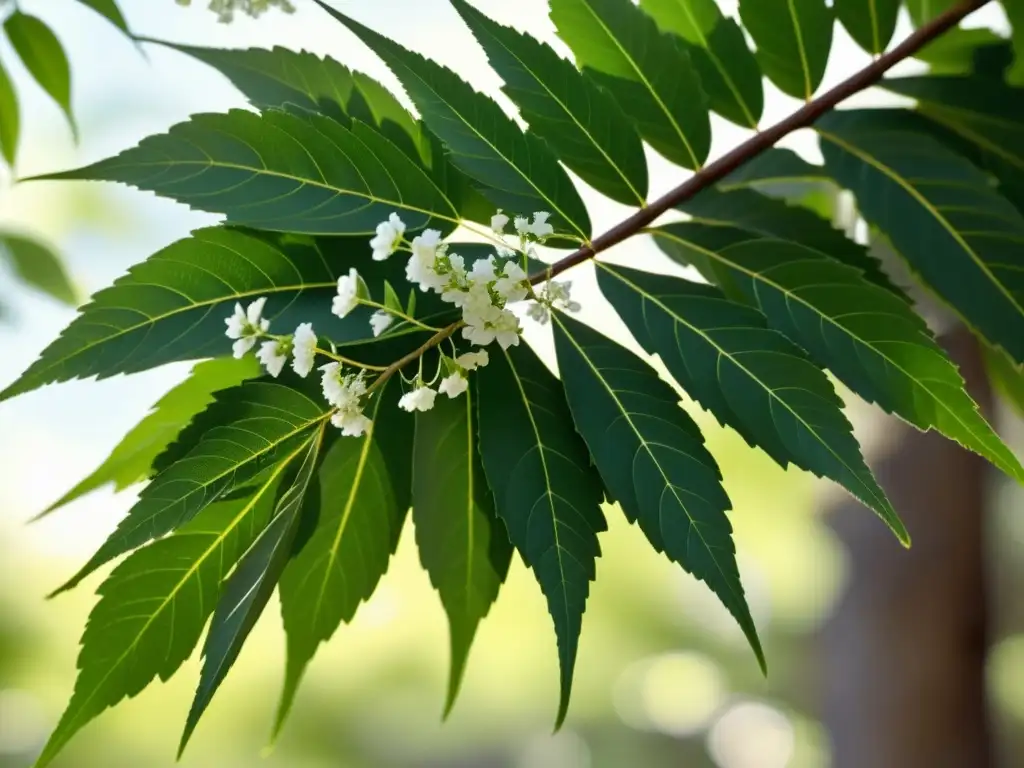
{"left": 820, "top": 325, "right": 994, "bottom": 768}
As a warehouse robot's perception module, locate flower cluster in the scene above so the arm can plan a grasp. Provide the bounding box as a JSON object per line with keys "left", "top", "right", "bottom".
{"left": 223, "top": 210, "right": 580, "bottom": 436}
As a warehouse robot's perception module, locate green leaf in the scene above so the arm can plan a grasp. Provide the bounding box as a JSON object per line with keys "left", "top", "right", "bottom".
{"left": 551, "top": 313, "right": 764, "bottom": 671}
{"left": 0, "top": 232, "right": 76, "bottom": 304}
{"left": 550, "top": 0, "right": 710, "bottom": 169}
{"left": 52, "top": 379, "right": 330, "bottom": 595}
{"left": 36, "top": 108, "right": 459, "bottom": 237}
{"left": 76, "top": 0, "right": 131, "bottom": 36}
{"left": 317, "top": 2, "right": 591, "bottom": 241}
{"left": 1006, "top": 0, "right": 1024, "bottom": 85}
{"left": 0, "top": 229, "right": 441, "bottom": 402}
{"left": 906, "top": 0, "right": 956, "bottom": 25}
{"left": 31, "top": 468, "right": 286, "bottom": 768}
{"left": 598, "top": 263, "right": 907, "bottom": 544}
{"left": 816, "top": 109, "right": 1024, "bottom": 364}
{"left": 37, "top": 357, "right": 261, "bottom": 521}
{"left": 274, "top": 381, "right": 411, "bottom": 735}
{"left": 639, "top": 0, "right": 763, "bottom": 127}
{"left": 835, "top": 0, "right": 899, "bottom": 54}
{"left": 180, "top": 423, "right": 327, "bottom": 755}
{"left": 679, "top": 187, "right": 903, "bottom": 296}
{"left": 654, "top": 223, "right": 1024, "bottom": 484}
{"left": 985, "top": 343, "right": 1024, "bottom": 417}
{"left": 738, "top": 0, "right": 833, "bottom": 100}
{"left": 3, "top": 12, "right": 76, "bottom": 138}
{"left": 451, "top": 0, "right": 648, "bottom": 207}
{"left": 914, "top": 28, "right": 1006, "bottom": 75}
{"left": 477, "top": 342, "right": 606, "bottom": 726}
{"left": 0, "top": 59, "right": 18, "bottom": 167}
{"left": 720, "top": 147, "right": 830, "bottom": 191}
{"left": 412, "top": 386, "right": 512, "bottom": 716}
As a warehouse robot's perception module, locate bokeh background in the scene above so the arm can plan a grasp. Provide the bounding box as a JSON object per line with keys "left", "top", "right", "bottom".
{"left": 1, "top": 1, "right": 1023, "bottom": 766}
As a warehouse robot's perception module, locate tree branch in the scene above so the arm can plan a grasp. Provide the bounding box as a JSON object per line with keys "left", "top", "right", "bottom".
{"left": 529, "top": 0, "right": 994, "bottom": 283}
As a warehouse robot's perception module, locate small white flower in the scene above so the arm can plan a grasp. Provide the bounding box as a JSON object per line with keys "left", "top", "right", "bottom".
{"left": 291, "top": 323, "right": 317, "bottom": 377}
{"left": 493, "top": 308, "right": 521, "bottom": 349}
{"left": 448, "top": 253, "right": 467, "bottom": 281}
{"left": 399, "top": 385, "right": 437, "bottom": 412}
{"left": 256, "top": 338, "right": 289, "bottom": 378}
{"left": 490, "top": 209, "right": 509, "bottom": 234}
{"left": 527, "top": 302, "right": 550, "bottom": 324}
{"left": 456, "top": 349, "right": 489, "bottom": 371}
{"left": 332, "top": 268, "right": 361, "bottom": 319}
{"left": 514, "top": 216, "right": 530, "bottom": 235}
{"left": 468, "top": 256, "right": 497, "bottom": 284}
{"left": 411, "top": 228, "right": 442, "bottom": 262}
{"left": 494, "top": 260, "right": 528, "bottom": 303}
{"left": 320, "top": 363, "right": 368, "bottom": 410}
{"left": 439, "top": 373, "right": 468, "bottom": 399}
{"left": 225, "top": 297, "right": 270, "bottom": 358}
{"left": 369, "top": 212, "right": 406, "bottom": 261}
{"left": 462, "top": 322, "right": 496, "bottom": 347}
{"left": 331, "top": 408, "right": 372, "bottom": 437}
{"left": 527, "top": 211, "right": 554, "bottom": 239}
{"left": 370, "top": 310, "right": 394, "bottom": 337}
{"left": 407, "top": 229, "right": 446, "bottom": 292}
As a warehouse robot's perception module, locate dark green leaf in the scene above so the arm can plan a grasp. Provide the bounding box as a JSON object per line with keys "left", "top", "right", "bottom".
{"left": 180, "top": 423, "right": 327, "bottom": 755}
{"left": 413, "top": 386, "right": 512, "bottom": 716}
{"left": 317, "top": 1, "right": 591, "bottom": 241}
{"left": 31, "top": 470, "right": 284, "bottom": 768}
{"left": 914, "top": 28, "right": 1006, "bottom": 75}
{"left": 720, "top": 148, "right": 830, "bottom": 191}
{"left": 477, "top": 342, "right": 606, "bottom": 726}
{"left": 639, "top": 0, "right": 763, "bottom": 127}
{"left": 36, "top": 109, "right": 459, "bottom": 237}
{"left": 654, "top": 223, "right": 1024, "bottom": 484}
{"left": 738, "top": 0, "right": 833, "bottom": 100}
{"left": 550, "top": 0, "right": 710, "bottom": 169}
{"left": 451, "top": 0, "right": 648, "bottom": 206}
{"left": 906, "top": 0, "right": 956, "bottom": 25}
{"left": 816, "top": 109, "right": 1024, "bottom": 364}
{"left": 274, "top": 381, "right": 411, "bottom": 734}
{"left": 1006, "top": 0, "right": 1024, "bottom": 85}
{"left": 835, "top": 0, "right": 899, "bottom": 54}
{"left": 0, "top": 59, "right": 18, "bottom": 166}
{"left": 3, "top": 12, "right": 76, "bottom": 138}
{"left": 76, "top": 0, "right": 131, "bottom": 35}
{"left": 0, "top": 229, "right": 443, "bottom": 402}
{"left": 598, "top": 263, "right": 906, "bottom": 544}
{"left": 552, "top": 313, "right": 763, "bottom": 670}
{"left": 0, "top": 232, "right": 76, "bottom": 304}
{"left": 53, "top": 379, "right": 330, "bottom": 595}
{"left": 679, "top": 187, "right": 902, "bottom": 296}
{"left": 37, "top": 357, "right": 261, "bottom": 521}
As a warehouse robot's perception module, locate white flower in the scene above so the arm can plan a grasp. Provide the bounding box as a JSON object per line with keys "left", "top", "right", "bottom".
{"left": 291, "top": 323, "right": 317, "bottom": 377}
{"left": 369, "top": 212, "right": 406, "bottom": 261}
{"left": 492, "top": 308, "right": 521, "bottom": 349}
{"left": 448, "top": 253, "right": 467, "bottom": 281}
{"left": 439, "top": 373, "right": 468, "bottom": 398}
{"left": 468, "top": 256, "right": 497, "bottom": 284}
{"left": 514, "top": 216, "right": 530, "bottom": 235}
{"left": 490, "top": 209, "right": 509, "bottom": 234}
{"left": 462, "top": 321, "right": 496, "bottom": 347}
{"left": 320, "top": 362, "right": 368, "bottom": 410}
{"left": 370, "top": 310, "right": 394, "bottom": 337}
{"left": 256, "top": 339, "right": 289, "bottom": 378}
{"left": 456, "top": 349, "right": 489, "bottom": 371}
{"left": 411, "top": 228, "right": 442, "bottom": 262}
{"left": 225, "top": 297, "right": 270, "bottom": 358}
{"left": 407, "top": 229, "right": 446, "bottom": 292}
{"left": 399, "top": 385, "right": 437, "bottom": 412}
{"left": 494, "top": 260, "right": 528, "bottom": 303}
{"left": 527, "top": 211, "right": 554, "bottom": 239}
{"left": 332, "top": 268, "right": 361, "bottom": 318}
{"left": 331, "top": 408, "right": 372, "bottom": 437}
{"left": 527, "top": 302, "right": 550, "bottom": 324}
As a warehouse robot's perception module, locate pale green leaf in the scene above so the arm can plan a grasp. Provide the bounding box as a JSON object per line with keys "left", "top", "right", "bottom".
{"left": 0, "top": 59, "right": 18, "bottom": 167}
{"left": 0, "top": 232, "right": 76, "bottom": 305}
{"left": 4, "top": 12, "right": 76, "bottom": 138}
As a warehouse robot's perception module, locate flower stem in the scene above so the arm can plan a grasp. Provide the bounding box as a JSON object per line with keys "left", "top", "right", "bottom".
{"left": 316, "top": 347, "right": 389, "bottom": 372}
{"left": 359, "top": 299, "right": 441, "bottom": 331}
{"left": 366, "top": 322, "right": 462, "bottom": 395}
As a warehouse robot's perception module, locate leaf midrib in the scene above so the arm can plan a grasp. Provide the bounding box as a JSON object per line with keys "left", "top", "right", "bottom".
{"left": 786, "top": 0, "right": 813, "bottom": 100}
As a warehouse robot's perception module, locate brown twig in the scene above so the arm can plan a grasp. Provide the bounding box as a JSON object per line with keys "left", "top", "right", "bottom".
{"left": 527, "top": 0, "right": 993, "bottom": 283}
{"left": 368, "top": 322, "right": 461, "bottom": 393}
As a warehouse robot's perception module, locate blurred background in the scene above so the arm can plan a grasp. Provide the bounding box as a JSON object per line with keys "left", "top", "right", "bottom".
{"left": 1, "top": 1, "right": 1023, "bottom": 766}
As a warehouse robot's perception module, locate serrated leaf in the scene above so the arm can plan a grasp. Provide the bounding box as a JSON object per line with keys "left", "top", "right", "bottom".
{"left": 679, "top": 187, "right": 902, "bottom": 296}
{"left": 551, "top": 313, "right": 764, "bottom": 671}
{"left": 0, "top": 229, "right": 445, "bottom": 402}
{"left": 598, "top": 263, "right": 906, "bottom": 543}
{"left": 0, "top": 59, "right": 18, "bottom": 166}
{"left": 412, "top": 386, "right": 512, "bottom": 716}
{"left": 639, "top": 0, "right": 763, "bottom": 127}
{"left": 36, "top": 109, "right": 459, "bottom": 237}
{"left": 816, "top": 109, "right": 1024, "bottom": 364}
{"left": 654, "top": 223, "right": 1024, "bottom": 484}
{"left": 274, "top": 381, "right": 411, "bottom": 734}
{"left": 550, "top": 0, "right": 710, "bottom": 169}
{"left": 76, "top": 0, "right": 131, "bottom": 35}
{"left": 738, "top": 0, "right": 833, "bottom": 100}
{"left": 53, "top": 379, "right": 331, "bottom": 595}
{"left": 0, "top": 232, "right": 76, "bottom": 305}
{"left": 180, "top": 423, "right": 327, "bottom": 755}
{"left": 31, "top": 468, "right": 285, "bottom": 768}
{"left": 316, "top": 1, "right": 591, "bottom": 241}
{"left": 451, "top": 0, "right": 648, "bottom": 206}
{"left": 835, "top": 0, "right": 899, "bottom": 54}
{"left": 477, "top": 342, "right": 606, "bottom": 726}
{"left": 37, "top": 357, "right": 261, "bottom": 521}
{"left": 4, "top": 12, "right": 76, "bottom": 139}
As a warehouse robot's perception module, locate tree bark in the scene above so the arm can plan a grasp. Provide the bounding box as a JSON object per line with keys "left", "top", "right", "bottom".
{"left": 821, "top": 325, "right": 994, "bottom": 768}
